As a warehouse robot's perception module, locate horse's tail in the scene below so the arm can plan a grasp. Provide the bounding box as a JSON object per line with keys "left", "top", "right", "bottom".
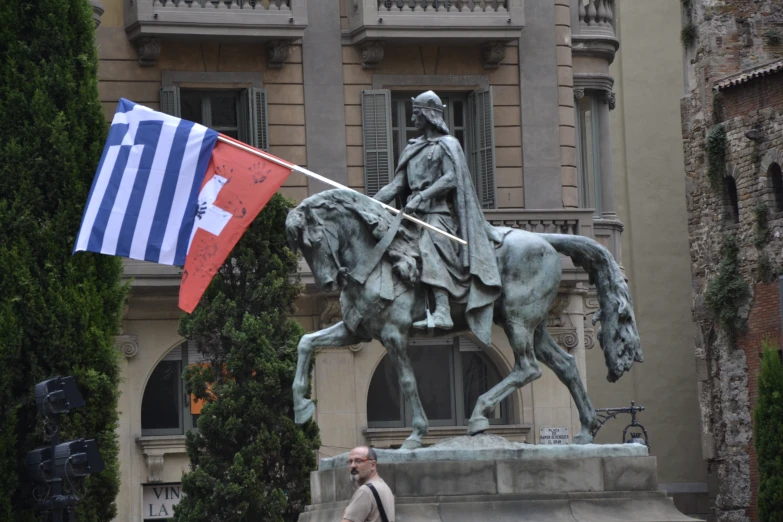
{"left": 539, "top": 234, "right": 642, "bottom": 382}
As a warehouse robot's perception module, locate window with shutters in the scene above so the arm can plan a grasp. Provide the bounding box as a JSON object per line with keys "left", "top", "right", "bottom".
{"left": 141, "top": 342, "right": 206, "bottom": 436}
{"left": 160, "top": 86, "right": 269, "bottom": 150}
{"left": 362, "top": 88, "right": 497, "bottom": 208}
{"left": 366, "top": 337, "right": 508, "bottom": 428}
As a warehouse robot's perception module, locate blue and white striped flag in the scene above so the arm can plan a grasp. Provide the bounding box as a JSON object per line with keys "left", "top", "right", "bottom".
{"left": 74, "top": 99, "right": 218, "bottom": 266}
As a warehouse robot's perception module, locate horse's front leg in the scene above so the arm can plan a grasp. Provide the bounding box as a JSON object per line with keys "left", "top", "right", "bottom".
{"left": 293, "top": 321, "right": 363, "bottom": 425}
{"left": 381, "top": 327, "right": 428, "bottom": 450}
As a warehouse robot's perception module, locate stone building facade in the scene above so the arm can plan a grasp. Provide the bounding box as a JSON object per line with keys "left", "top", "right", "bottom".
{"left": 680, "top": 0, "right": 783, "bottom": 520}
{"left": 89, "top": 0, "right": 707, "bottom": 520}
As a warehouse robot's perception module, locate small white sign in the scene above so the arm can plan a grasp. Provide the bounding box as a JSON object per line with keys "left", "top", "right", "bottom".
{"left": 539, "top": 426, "right": 570, "bottom": 445}
{"left": 142, "top": 484, "right": 183, "bottom": 519}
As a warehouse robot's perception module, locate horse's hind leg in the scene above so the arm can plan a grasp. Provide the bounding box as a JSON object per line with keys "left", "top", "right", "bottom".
{"left": 468, "top": 317, "right": 542, "bottom": 435}
{"left": 534, "top": 325, "right": 598, "bottom": 444}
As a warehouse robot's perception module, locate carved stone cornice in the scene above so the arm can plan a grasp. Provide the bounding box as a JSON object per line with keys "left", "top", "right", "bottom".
{"left": 573, "top": 73, "right": 614, "bottom": 94}
{"left": 571, "top": 33, "right": 620, "bottom": 65}
{"left": 360, "top": 41, "right": 384, "bottom": 70}
{"left": 115, "top": 334, "right": 139, "bottom": 359}
{"left": 136, "top": 38, "right": 160, "bottom": 67}
{"left": 266, "top": 40, "right": 290, "bottom": 69}
{"left": 482, "top": 42, "right": 506, "bottom": 70}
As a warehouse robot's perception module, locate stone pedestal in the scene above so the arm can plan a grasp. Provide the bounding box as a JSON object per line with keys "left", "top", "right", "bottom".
{"left": 299, "top": 435, "right": 697, "bottom": 522}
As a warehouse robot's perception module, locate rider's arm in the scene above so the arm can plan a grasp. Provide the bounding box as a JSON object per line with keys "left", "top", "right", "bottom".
{"left": 373, "top": 170, "right": 406, "bottom": 204}
{"left": 418, "top": 153, "right": 457, "bottom": 203}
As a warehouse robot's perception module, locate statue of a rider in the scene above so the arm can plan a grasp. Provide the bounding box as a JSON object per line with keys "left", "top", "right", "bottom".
{"left": 373, "top": 91, "right": 504, "bottom": 346}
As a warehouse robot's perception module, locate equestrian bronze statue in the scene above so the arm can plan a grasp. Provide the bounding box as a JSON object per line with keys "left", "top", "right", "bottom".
{"left": 286, "top": 91, "right": 642, "bottom": 450}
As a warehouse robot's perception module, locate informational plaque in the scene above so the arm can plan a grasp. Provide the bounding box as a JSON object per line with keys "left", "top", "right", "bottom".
{"left": 539, "top": 426, "right": 570, "bottom": 445}
{"left": 142, "top": 484, "right": 182, "bottom": 519}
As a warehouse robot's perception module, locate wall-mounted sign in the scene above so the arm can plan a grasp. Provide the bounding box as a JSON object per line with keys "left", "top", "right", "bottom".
{"left": 539, "top": 426, "right": 570, "bottom": 445}
{"left": 143, "top": 484, "right": 183, "bottom": 519}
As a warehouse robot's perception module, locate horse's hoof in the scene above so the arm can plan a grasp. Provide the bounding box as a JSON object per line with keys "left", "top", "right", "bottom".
{"left": 467, "top": 416, "right": 489, "bottom": 435}
{"left": 294, "top": 399, "right": 315, "bottom": 425}
{"left": 400, "top": 438, "right": 423, "bottom": 450}
{"left": 573, "top": 431, "right": 594, "bottom": 445}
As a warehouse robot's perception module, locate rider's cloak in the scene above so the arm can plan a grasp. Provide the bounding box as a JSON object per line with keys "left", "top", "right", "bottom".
{"left": 392, "top": 134, "right": 502, "bottom": 346}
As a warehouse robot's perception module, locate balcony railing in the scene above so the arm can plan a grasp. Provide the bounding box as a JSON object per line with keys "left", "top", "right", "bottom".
{"left": 378, "top": 1, "right": 510, "bottom": 12}
{"left": 571, "top": 0, "right": 618, "bottom": 63}
{"left": 125, "top": 0, "right": 307, "bottom": 43}
{"left": 577, "top": 0, "right": 615, "bottom": 35}
{"left": 346, "top": 0, "right": 524, "bottom": 46}
{"left": 483, "top": 208, "right": 594, "bottom": 237}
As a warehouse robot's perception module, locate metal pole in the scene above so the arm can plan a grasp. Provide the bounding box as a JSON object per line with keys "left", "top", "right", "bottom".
{"left": 215, "top": 136, "right": 468, "bottom": 246}
{"left": 50, "top": 425, "right": 62, "bottom": 522}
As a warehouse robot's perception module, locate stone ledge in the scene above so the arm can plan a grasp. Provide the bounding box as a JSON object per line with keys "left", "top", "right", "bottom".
{"left": 301, "top": 491, "right": 697, "bottom": 522}
{"left": 318, "top": 435, "right": 648, "bottom": 470}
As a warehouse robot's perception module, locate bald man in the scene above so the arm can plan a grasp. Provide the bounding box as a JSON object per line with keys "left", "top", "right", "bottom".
{"left": 342, "top": 446, "right": 395, "bottom": 522}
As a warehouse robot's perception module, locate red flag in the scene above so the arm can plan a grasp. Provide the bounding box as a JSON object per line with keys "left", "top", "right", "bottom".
{"left": 179, "top": 135, "right": 292, "bottom": 312}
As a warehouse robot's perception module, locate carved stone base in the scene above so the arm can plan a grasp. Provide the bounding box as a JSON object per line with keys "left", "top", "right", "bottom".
{"left": 300, "top": 439, "right": 696, "bottom": 521}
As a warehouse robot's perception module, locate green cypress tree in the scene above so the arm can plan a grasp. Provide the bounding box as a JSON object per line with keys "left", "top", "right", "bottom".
{"left": 0, "top": 0, "right": 126, "bottom": 520}
{"left": 754, "top": 340, "right": 783, "bottom": 522}
{"left": 174, "top": 193, "right": 320, "bottom": 522}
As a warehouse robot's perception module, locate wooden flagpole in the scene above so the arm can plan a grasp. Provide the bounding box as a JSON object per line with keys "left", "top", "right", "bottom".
{"left": 216, "top": 135, "right": 467, "bottom": 246}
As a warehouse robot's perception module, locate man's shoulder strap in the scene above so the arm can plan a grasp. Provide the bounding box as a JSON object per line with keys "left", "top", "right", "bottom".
{"left": 365, "top": 483, "right": 390, "bottom": 522}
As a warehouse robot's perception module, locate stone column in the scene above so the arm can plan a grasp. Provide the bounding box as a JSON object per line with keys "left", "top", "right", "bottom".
{"left": 519, "top": 0, "right": 562, "bottom": 208}
{"left": 114, "top": 334, "right": 138, "bottom": 522}
{"left": 598, "top": 94, "right": 616, "bottom": 219}
{"left": 302, "top": 0, "right": 349, "bottom": 194}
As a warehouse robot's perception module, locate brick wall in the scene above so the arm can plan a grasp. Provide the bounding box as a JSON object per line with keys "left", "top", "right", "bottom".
{"left": 722, "top": 76, "right": 783, "bottom": 122}
{"left": 736, "top": 282, "right": 783, "bottom": 522}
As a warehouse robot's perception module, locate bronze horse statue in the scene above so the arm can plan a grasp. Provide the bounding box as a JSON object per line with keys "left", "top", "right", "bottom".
{"left": 286, "top": 189, "right": 642, "bottom": 450}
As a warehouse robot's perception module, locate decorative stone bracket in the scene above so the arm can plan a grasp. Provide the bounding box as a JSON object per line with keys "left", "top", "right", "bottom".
{"left": 115, "top": 334, "right": 139, "bottom": 359}
{"left": 604, "top": 91, "right": 616, "bottom": 111}
{"left": 137, "top": 37, "right": 161, "bottom": 67}
{"left": 482, "top": 42, "right": 506, "bottom": 70}
{"left": 360, "top": 41, "right": 384, "bottom": 69}
{"left": 137, "top": 435, "right": 187, "bottom": 483}
{"left": 266, "top": 40, "right": 291, "bottom": 69}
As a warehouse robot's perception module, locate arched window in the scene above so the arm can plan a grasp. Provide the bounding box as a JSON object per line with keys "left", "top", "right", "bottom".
{"left": 724, "top": 176, "right": 739, "bottom": 225}
{"left": 366, "top": 337, "right": 507, "bottom": 428}
{"left": 141, "top": 342, "right": 205, "bottom": 436}
{"left": 769, "top": 163, "right": 783, "bottom": 212}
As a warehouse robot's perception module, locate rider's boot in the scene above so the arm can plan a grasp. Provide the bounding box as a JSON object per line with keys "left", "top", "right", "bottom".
{"left": 414, "top": 289, "right": 454, "bottom": 330}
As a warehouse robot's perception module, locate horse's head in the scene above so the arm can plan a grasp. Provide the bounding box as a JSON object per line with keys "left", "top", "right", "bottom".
{"left": 286, "top": 202, "right": 344, "bottom": 293}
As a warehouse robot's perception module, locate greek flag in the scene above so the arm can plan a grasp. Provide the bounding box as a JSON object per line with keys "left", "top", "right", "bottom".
{"left": 74, "top": 99, "right": 218, "bottom": 266}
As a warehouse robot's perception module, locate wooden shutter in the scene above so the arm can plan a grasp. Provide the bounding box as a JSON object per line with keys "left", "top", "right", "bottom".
{"left": 160, "top": 86, "right": 181, "bottom": 117}
{"left": 467, "top": 87, "right": 497, "bottom": 209}
{"left": 361, "top": 90, "right": 394, "bottom": 197}
{"left": 240, "top": 87, "right": 269, "bottom": 150}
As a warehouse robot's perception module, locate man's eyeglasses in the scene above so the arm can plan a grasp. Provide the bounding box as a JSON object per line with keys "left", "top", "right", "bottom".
{"left": 347, "top": 458, "right": 373, "bottom": 466}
